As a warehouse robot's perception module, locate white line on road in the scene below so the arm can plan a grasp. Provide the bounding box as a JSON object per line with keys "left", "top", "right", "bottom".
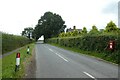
{"left": 55, "top": 53, "right": 68, "bottom": 62}
{"left": 83, "top": 72, "right": 97, "bottom": 80}
{"left": 48, "top": 48, "right": 68, "bottom": 62}
{"left": 43, "top": 46, "right": 47, "bottom": 48}
{"left": 49, "top": 48, "right": 54, "bottom": 52}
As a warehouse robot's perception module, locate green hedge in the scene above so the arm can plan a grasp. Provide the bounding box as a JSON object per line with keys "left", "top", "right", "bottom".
{"left": 46, "top": 34, "right": 120, "bottom": 64}
{"left": 2, "top": 33, "right": 34, "bottom": 54}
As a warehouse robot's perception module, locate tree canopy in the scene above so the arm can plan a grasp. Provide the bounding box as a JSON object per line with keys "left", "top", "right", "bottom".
{"left": 104, "top": 21, "right": 118, "bottom": 32}
{"left": 33, "top": 11, "right": 66, "bottom": 40}
{"left": 89, "top": 25, "right": 99, "bottom": 34}
{"left": 81, "top": 27, "right": 87, "bottom": 35}
{"left": 22, "top": 27, "right": 33, "bottom": 39}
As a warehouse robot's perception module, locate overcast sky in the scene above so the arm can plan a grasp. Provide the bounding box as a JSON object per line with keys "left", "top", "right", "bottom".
{"left": 0, "top": 0, "right": 119, "bottom": 35}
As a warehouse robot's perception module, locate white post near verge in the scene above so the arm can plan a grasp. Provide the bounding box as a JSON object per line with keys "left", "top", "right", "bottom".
{"left": 27, "top": 46, "right": 30, "bottom": 54}
{"left": 15, "top": 53, "right": 20, "bottom": 72}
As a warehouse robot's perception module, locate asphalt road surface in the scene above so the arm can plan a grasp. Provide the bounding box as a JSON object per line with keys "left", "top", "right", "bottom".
{"left": 35, "top": 42, "right": 118, "bottom": 79}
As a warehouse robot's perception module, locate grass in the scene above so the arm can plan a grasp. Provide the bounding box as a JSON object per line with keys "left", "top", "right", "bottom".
{"left": 48, "top": 43, "right": 118, "bottom": 65}
{"left": 1, "top": 43, "right": 35, "bottom": 78}
{"left": 0, "top": 58, "right": 2, "bottom": 79}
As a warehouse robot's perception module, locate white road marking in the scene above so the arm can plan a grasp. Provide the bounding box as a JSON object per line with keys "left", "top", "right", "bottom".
{"left": 49, "top": 48, "right": 54, "bottom": 52}
{"left": 48, "top": 48, "right": 68, "bottom": 62}
{"left": 43, "top": 46, "right": 47, "bottom": 48}
{"left": 83, "top": 72, "right": 97, "bottom": 80}
{"left": 55, "top": 53, "right": 68, "bottom": 62}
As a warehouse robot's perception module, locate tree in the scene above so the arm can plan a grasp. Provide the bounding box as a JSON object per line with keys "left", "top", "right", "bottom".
{"left": 22, "top": 27, "right": 33, "bottom": 39}
{"left": 59, "top": 32, "right": 65, "bottom": 37}
{"left": 34, "top": 11, "right": 66, "bottom": 40}
{"left": 89, "top": 25, "right": 99, "bottom": 34}
{"left": 81, "top": 27, "right": 87, "bottom": 35}
{"left": 104, "top": 21, "right": 118, "bottom": 32}
{"left": 66, "top": 32, "right": 72, "bottom": 37}
{"left": 71, "top": 30, "right": 79, "bottom": 36}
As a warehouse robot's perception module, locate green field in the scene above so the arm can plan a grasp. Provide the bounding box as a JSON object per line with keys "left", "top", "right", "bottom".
{"left": 1, "top": 43, "right": 35, "bottom": 78}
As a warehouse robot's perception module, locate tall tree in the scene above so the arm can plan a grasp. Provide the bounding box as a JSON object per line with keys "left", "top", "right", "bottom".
{"left": 105, "top": 21, "right": 118, "bottom": 32}
{"left": 22, "top": 27, "right": 33, "bottom": 39}
{"left": 34, "top": 11, "right": 66, "bottom": 40}
{"left": 89, "top": 25, "right": 99, "bottom": 34}
{"left": 81, "top": 27, "right": 87, "bottom": 35}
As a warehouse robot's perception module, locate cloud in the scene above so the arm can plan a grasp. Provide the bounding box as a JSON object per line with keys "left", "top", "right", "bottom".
{"left": 0, "top": 0, "right": 119, "bottom": 35}
{"left": 118, "top": 1, "right": 120, "bottom": 28}
{"left": 102, "top": 1, "right": 118, "bottom": 15}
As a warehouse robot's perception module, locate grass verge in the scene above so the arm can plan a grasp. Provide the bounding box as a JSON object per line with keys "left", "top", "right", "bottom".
{"left": 48, "top": 43, "right": 118, "bottom": 65}
{"left": 1, "top": 43, "right": 35, "bottom": 78}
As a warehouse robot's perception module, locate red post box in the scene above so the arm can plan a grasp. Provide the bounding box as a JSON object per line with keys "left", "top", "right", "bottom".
{"left": 108, "top": 40, "right": 115, "bottom": 51}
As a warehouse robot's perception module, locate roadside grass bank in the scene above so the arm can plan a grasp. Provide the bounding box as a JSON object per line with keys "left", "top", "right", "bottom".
{"left": 48, "top": 43, "right": 118, "bottom": 65}
{"left": 1, "top": 43, "right": 35, "bottom": 78}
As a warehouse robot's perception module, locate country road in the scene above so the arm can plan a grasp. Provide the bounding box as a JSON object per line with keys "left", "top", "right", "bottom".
{"left": 35, "top": 42, "right": 118, "bottom": 79}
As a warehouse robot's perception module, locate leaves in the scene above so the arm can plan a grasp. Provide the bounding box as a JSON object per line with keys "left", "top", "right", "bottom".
{"left": 33, "top": 11, "right": 66, "bottom": 40}
{"left": 22, "top": 27, "right": 33, "bottom": 39}
{"left": 104, "top": 21, "right": 118, "bottom": 32}
{"left": 2, "top": 33, "right": 34, "bottom": 54}
{"left": 89, "top": 25, "right": 99, "bottom": 34}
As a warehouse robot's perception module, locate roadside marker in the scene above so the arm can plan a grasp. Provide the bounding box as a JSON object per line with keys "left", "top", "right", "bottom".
{"left": 27, "top": 46, "right": 30, "bottom": 54}
{"left": 15, "top": 52, "right": 20, "bottom": 72}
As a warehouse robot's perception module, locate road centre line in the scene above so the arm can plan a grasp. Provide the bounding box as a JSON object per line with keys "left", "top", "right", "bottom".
{"left": 48, "top": 48, "right": 68, "bottom": 62}
{"left": 55, "top": 53, "right": 68, "bottom": 62}
{"left": 83, "top": 72, "right": 97, "bottom": 80}
{"left": 49, "top": 48, "right": 54, "bottom": 52}
{"left": 44, "top": 45, "right": 48, "bottom": 48}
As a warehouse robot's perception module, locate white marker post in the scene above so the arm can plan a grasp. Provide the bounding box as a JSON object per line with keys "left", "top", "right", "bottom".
{"left": 15, "top": 53, "right": 20, "bottom": 72}
{"left": 27, "top": 46, "right": 30, "bottom": 54}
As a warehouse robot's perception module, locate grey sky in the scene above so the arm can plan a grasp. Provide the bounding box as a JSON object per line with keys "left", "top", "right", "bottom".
{"left": 119, "top": 1, "right": 120, "bottom": 28}
{"left": 0, "top": 0, "right": 119, "bottom": 35}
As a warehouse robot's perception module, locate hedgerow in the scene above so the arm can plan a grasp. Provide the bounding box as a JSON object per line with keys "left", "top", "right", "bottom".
{"left": 46, "top": 34, "right": 120, "bottom": 64}
{"left": 2, "top": 33, "right": 34, "bottom": 54}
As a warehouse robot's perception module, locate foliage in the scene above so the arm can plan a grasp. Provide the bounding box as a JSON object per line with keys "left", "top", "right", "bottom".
{"left": 33, "top": 11, "right": 66, "bottom": 40}
{"left": 2, "top": 33, "right": 34, "bottom": 54}
{"left": 89, "top": 25, "right": 99, "bottom": 34}
{"left": 2, "top": 43, "right": 34, "bottom": 78}
{"left": 71, "top": 30, "right": 79, "bottom": 36}
{"left": 46, "top": 20, "right": 120, "bottom": 64}
{"left": 81, "top": 27, "right": 87, "bottom": 35}
{"left": 66, "top": 32, "right": 72, "bottom": 37}
{"left": 22, "top": 27, "right": 33, "bottom": 39}
{"left": 104, "top": 21, "right": 118, "bottom": 33}
{"left": 46, "top": 34, "right": 120, "bottom": 64}
{"left": 59, "top": 32, "right": 66, "bottom": 38}
{"left": 59, "top": 30, "right": 80, "bottom": 38}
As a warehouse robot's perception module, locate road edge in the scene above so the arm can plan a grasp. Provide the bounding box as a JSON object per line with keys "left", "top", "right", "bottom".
{"left": 24, "top": 47, "right": 36, "bottom": 78}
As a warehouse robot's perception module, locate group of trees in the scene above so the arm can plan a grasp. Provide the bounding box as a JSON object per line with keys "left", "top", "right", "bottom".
{"left": 59, "top": 21, "right": 120, "bottom": 38}
{"left": 22, "top": 27, "right": 33, "bottom": 39}
{"left": 21, "top": 11, "right": 119, "bottom": 40}
{"left": 32, "top": 12, "right": 66, "bottom": 40}
{"left": 22, "top": 11, "right": 66, "bottom": 41}
{"left": 59, "top": 27, "right": 87, "bottom": 37}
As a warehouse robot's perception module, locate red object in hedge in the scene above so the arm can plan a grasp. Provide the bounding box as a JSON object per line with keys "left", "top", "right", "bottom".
{"left": 108, "top": 40, "right": 115, "bottom": 51}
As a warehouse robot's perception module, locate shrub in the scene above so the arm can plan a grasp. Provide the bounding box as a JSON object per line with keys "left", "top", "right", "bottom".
{"left": 2, "top": 33, "right": 34, "bottom": 54}
{"left": 46, "top": 34, "right": 120, "bottom": 64}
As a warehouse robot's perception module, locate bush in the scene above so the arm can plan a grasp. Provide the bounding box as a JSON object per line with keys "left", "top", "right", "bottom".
{"left": 2, "top": 33, "right": 34, "bottom": 54}
{"left": 46, "top": 34, "right": 120, "bottom": 64}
